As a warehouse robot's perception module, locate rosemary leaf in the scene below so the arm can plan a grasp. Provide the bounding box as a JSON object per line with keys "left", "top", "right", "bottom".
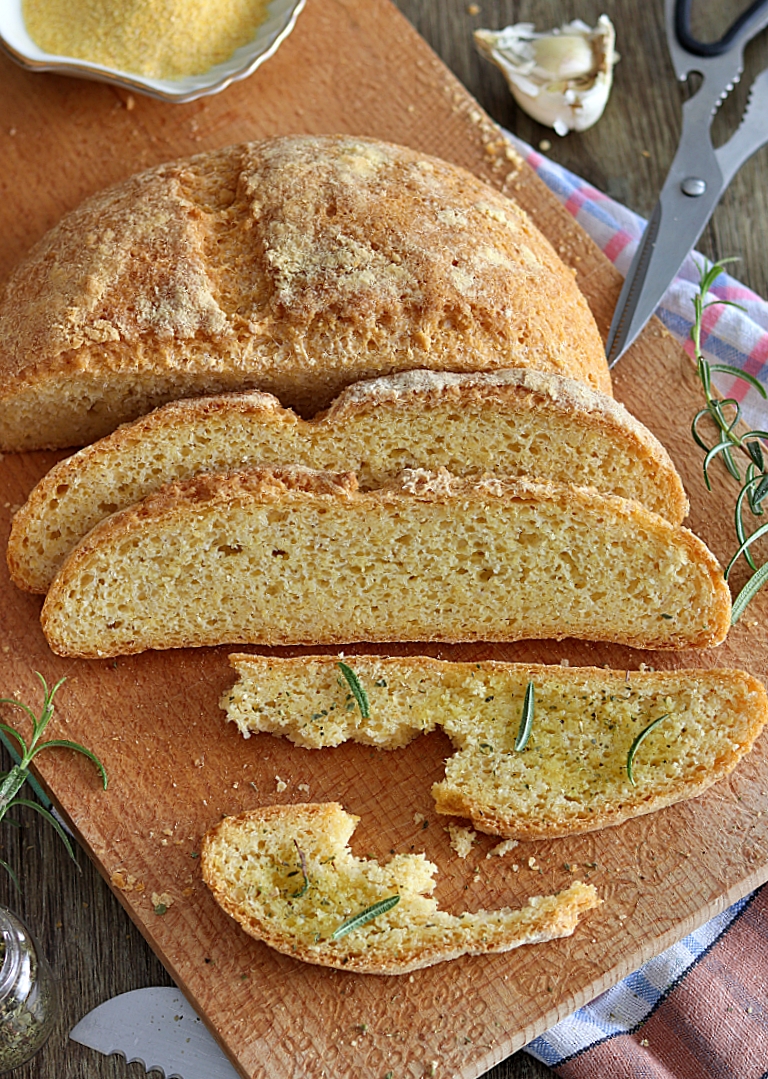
{"left": 0, "top": 858, "right": 20, "bottom": 895}
{"left": 0, "top": 722, "right": 28, "bottom": 758}
{"left": 736, "top": 481, "right": 761, "bottom": 573}
{"left": 695, "top": 255, "right": 739, "bottom": 296}
{"left": 331, "top": 895, "right": 400, "bottom": 940}
{"left": 697, "top": 355, "right": 711, "bottom": 397}
{"left": 731, "top": 562, "right": 768, "bottom": 624}
{"left": 709, "top": 363, "right": 768, "bottom": 399}
{"left": 514, "top": 681, "right": 535, "bottom": 752}
{"left": 337, "top": 662, "right": 370, "bottom": 719}
{"left": 0, "top": 698, "right": 38, "bottom": 729}
{"left": 12, "top": 799, "right": 80, "bottom": 868}
{"left": 752, "top": 473, "right": 768, "bottom": 509}
{"left": 30, "top": 738, "right": 108, "bottom": 790}
{"left": 747, "top": 440, "right": 765, "bottom": 470}
{"left": 724, "top": 520, "right": 768, "bottom": 580}
{"left": 703, "top": 440, "right": 741, "bottom": 489}
{"left": 711, "top": 397, "right": 741, "bottom": 435}
{"left": 627, "top": 714, "right": 670, "bottom": 787}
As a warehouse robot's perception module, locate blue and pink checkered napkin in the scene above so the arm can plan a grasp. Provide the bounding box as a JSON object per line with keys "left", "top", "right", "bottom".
{"left": 506, "top": 134, "right": 768, "bottom": 1079}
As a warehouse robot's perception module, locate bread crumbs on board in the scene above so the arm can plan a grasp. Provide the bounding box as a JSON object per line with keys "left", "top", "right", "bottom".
{"left": 110, "top": 870, "right": 144, "bottom": 893}
{"left": 152, "top": 891, "right": 175, "bottom": 914}
{"left": 448, "top": 824, "right": 476, "bottom": 859}
{"left": 487, "top": 838, "right": 519, "bottom": 859}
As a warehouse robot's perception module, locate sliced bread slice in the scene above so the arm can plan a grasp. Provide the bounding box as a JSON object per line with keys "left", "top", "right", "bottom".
{"left": 39, "top": 467, "right": 730, "bottom": 658}
{"left": 222, "top": 655, "right": 768, "bottom": 840}
{"left": 199, "top": 802, "right": 600, "bottom": 973}
{"left": 8, "top": 368, "right": 687, "bottom": 594}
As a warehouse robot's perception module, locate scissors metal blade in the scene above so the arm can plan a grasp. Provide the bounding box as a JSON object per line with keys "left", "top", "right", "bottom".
{"left": 717, "top": 66, "right": 768, "bottom": 189}
{"left": 605, "top": 164, "right": 723, "bottom": 367}
{"left": 607, "top": 0, "right": 768, "bottom": 367}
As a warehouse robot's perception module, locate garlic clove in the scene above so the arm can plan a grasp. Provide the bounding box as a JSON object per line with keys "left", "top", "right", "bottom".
{"left": 475, "top": 16, "right": 618, "bottom": 136}
{"left": 531, "top": 33, "right": 595, "bottom": 82}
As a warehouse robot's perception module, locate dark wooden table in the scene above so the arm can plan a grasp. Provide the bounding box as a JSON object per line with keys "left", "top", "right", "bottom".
{"left": 1, "top": 3, "right": 766, "bottom": 1078}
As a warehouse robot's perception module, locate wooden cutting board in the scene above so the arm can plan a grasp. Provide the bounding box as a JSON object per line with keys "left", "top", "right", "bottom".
{"left": 1, "top": 2, "right": 768, "bottom": 1077}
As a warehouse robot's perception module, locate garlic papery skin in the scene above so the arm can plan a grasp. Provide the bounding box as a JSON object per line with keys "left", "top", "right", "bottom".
{"left": 475, "top": 16, "right": 617, "bottom": 136}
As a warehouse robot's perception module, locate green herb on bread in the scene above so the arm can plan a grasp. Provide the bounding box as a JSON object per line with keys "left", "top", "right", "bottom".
{"left": 337, "top": 662, "right": 370, "bottom": 719}
{"left": 200, "top": 802, "right": 600, "bottom": 973}
{"left": 514, "top": 681, "right": 535, "bottom": 751}
{"left": 331, "top": 895, "right": 401, "bottom": 940}
{"left": 626, "top": 713, "right": 671, "bottom": 787}
{"left": 224, "top": 656, "right": 768, "bottom": 841}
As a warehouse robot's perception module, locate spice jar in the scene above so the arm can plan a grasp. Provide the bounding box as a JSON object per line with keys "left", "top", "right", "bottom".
{"left": 0, "top": 907, "right": 58, "bottom": 1072}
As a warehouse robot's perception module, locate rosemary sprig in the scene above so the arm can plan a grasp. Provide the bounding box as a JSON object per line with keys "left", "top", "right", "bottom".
{"left": 626, "top": 713, "right": 670, "bottom": 787}
{"left": 337, "top": 661, "right": 370, "bottom": 719}
{"left": 514, "top": 681, "right": 535, "bottom": 751}
{"left": 689, "top": 257, "right": 768, "bottom": 621}
{"left": 0, "top": 674, "right": 108, "bottom": 882}
{"left": 331, "top": 894, "right": 400, "bottom": 940}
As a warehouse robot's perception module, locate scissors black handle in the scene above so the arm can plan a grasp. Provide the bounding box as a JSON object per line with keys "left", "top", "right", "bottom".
{"left": 675, "top": 0, "right": 768, "bottom": 56}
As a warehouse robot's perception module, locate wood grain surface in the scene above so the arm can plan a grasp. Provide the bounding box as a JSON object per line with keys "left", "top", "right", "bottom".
{"left": 1, "top": 3, "right": 767, "bottom": 1079}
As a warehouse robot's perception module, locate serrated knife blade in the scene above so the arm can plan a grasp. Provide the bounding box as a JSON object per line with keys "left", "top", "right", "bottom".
{"left": 70, "top": 987, "right": 241, "bottom": 1079}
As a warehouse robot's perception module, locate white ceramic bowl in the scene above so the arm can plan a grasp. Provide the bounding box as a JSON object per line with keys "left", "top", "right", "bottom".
{"left": 0, "top": 0, "right": 306, "bottom": 103}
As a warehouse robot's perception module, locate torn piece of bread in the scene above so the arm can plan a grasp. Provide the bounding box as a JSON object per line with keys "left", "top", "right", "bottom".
{"left": 222, "top": 655, "right": 768, "bottom": 839}
{"left": 199, "top": 802, "right": 599, "bottom": 973}
{"left": 8, "top": 368, "right": 687, "bottom": 594}
{"left": 39, "top": 467, "right": 730, "bottom": 658}
{"left": 0, "top": 134, "right": 611, "bottom": 451}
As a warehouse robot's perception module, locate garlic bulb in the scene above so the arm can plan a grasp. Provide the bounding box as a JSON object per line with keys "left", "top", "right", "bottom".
{"left": 475, "top": 16, "right": 617, "bottom": 136}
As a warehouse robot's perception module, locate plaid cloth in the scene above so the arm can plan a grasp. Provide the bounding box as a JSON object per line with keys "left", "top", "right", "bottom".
{"left": 506, "top": 134, "right": 768, "bottom": 1079}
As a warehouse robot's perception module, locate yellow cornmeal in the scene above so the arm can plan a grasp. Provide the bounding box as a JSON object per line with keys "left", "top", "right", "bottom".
{"left": 23, "top": 0, "right": 271, "bottom": 79}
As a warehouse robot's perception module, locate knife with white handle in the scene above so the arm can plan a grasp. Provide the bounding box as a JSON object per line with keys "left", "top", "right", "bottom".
{"left": 70, "top": 987, "right": 242, "bottom": 1079}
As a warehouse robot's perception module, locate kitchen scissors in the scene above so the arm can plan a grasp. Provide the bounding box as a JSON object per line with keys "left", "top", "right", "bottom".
{"left": 606, "top": 0, "right": 768, "bottom": 365}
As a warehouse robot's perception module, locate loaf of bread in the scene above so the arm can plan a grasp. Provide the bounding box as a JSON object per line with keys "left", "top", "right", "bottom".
{"left": 8, "top": 368, "right": 688, "bottom": 594}
{"left": 222, "top": 655, "right": 768, "bottom": 839}
{"left": 199, "top": 802, "right": 600, "bottom": 973}
{"left": 39, "top": 466, "right": 729, "bottom": 658}
{"left": 0, "top": 135, "right": 611, "bottom": 452}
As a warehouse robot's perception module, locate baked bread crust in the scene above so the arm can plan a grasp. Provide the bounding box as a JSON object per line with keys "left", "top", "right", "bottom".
{"left": 222, "top": 656, "right": 768, "bottom": 840}
{"left": 199, "top": 802, "right": 600, "bottom": 974}
{"left": 39, "top": 465, "right": 730, "bottom": 657}
{"left": 8, "top": 367, "right": 687, "bottom": 594}
{"left": 0, "top": 135, "right": 611, "bottom": 450}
